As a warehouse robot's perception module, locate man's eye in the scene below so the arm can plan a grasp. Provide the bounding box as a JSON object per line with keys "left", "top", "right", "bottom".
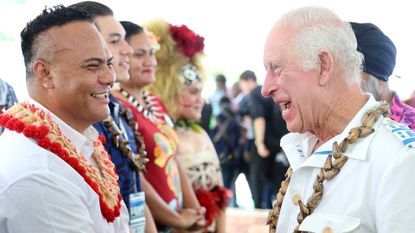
{"left": 110, "top": 39, "right": 119, "bottom": 45}
{"left": 271, "top": 64, "right": 282, "bottom": 75}
{"left": 87, "top": 64, "right": 99, "bottom": 70}
{"left": 271, "top": 64, "right": 279, "bottom": 71}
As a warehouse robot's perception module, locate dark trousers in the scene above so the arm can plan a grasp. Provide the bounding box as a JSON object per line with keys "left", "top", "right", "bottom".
{"left": 249, "top": 147, "right": 287, "bottom": 209}
{"left": 221, "top": 142, "right": 252, "bottom": 207}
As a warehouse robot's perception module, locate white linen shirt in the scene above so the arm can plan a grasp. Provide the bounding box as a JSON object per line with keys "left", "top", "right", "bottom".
{"left": 0, "top": 100, "right": 129, "bottom": 233}
{"left": 277, "top": 95, "right": 415, "bottom": 233}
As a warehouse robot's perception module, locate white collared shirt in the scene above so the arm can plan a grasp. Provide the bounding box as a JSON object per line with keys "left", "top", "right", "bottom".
{"left": 0, "top": 100, "right": 129, "bottom": 233}
{"left": 277, "top": 96, "right": 415, "bottom": 233}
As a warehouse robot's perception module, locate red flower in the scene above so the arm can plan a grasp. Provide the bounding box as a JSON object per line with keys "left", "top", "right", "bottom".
{"left": 5, "top": 118, "right": 18, "bottom": 130}
{"left": 0, "top": 114, "right": 12, "bottom": 125}
{"left": 67, "top": 157, "right": 79, "bottom": 169}
{"left": 214, "top": 186, "right": 232, "bottom": 210}
{"left": 58, "top": 149, "right": 70, "bottom": 160}
{"left": 169, "top": 24, "right": 204, "bottom": 59}
{"left": 50, "top": 142, "right": 62, "bottom": 154}
{"left": 77, "top": 165, "right": 86, "bottom": 176}
{"left": 28, "top": 104, "right": 37, "bottom": 112}
{"left": 196, "top": 190, "right": 218, "bottom": 227}
{"left": 98, "top": 135, "right": 106, "bottom": 144}
{"left": 33, "top": 125, "right": 49, "bottom": 139}
{"left": 14, "top": 120, "right": 26, "bottom": 133}
{"left": 38, "top": 137, "right": 51, "bottom": 149}
{"left": 23, "top": 125, "right": 37, "bottom": 137}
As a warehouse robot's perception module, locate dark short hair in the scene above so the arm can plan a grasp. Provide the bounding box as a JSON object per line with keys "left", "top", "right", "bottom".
{"left": 20, "top": 5, "right": 93, "bottom": 78}
{"left": 120, "top": 21, "right": 144, "bottom": 41}
{"left": 215, "top": 74, "right": 226, "bottom": 84}
{"left": 69, "top": 1, "right": 113, "bottom": 18}
{"left": 239, "top": 70, "right": 256, "bottom": 81}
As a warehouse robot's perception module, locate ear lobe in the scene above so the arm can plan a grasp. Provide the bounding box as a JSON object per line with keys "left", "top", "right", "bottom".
{"left": 318, "top": 51, "right": 334, "bottom": 86}
{"left": 33, "top": 60, "right": 54, "bottom": 89}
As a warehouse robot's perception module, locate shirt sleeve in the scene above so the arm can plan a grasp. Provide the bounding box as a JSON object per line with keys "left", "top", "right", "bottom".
{"left": 375, "top": 148, "right": 415, "bottom": 232}
{"left": 0, "top": 173, "right": 98, "bottom": 233}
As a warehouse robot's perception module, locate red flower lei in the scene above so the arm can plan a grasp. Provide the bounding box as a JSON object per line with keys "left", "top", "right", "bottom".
{"left": 169, "top": 24, "right": 204, "bottom": 59}
{"left": 0, "top": 102, "right": 122, "bottom": 222}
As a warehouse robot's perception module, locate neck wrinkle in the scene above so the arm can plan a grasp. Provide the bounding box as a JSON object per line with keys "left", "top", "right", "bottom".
{"left": 313, "top": 91, "right": 368, "bottom": 145}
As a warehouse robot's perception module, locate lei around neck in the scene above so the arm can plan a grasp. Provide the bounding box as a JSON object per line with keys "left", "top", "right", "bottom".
{"left": 0, "top": 102, "right": 122, "bottom": 222}
{"left": 102, "top": 105, "right": 148, "bottom": 172}
{"left": 175, "top": 118, "right": 203, "bottom": 133}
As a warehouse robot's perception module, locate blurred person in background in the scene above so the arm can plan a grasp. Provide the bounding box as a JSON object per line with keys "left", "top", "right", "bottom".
{"left": 0, "top": 78, "right": 18, "bottom": 134}
{"left": 212, "top": 96, "right": 242, "bottom": 208}
{"left": 209, "top": 74, "right": 228, "bottom": 117}
{"left": 242, "top": 70, "right": 288, "bottom": 209}
{"left": 351, "top": 22, "right": 415, "bottom": 130}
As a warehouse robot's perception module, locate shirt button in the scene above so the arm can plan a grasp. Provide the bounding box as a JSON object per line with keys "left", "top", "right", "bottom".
{"left": 291, "top": 193, "right": 301, "bottom": 205}
{"left": 323, "top": 226, "right": 333, "bottom": 233}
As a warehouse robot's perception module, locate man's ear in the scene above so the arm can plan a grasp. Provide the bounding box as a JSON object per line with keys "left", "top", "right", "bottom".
{"left": 318, "top": 51, "right": 334, "bottom": 86}
{"left": 32, "top": 59, "right": 54, "bottom": 89}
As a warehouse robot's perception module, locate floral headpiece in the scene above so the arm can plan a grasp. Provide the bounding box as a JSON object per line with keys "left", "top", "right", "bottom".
{"left": 169, "top": 24, "right": 204, "bottom": 59}
{"left": 145, "top": 30, "right": 160, "bottom": 52}
{"left": 181, "top": 64, "right": 201, "bottom": 86}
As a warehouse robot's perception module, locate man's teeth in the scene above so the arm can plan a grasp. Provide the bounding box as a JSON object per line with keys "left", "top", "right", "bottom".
{"left": 280, "top": 101, "right": 290, "bottom": 115}
{"left": 280, "top": 101, "right": 289, "bottom": 109}
{"left": 92, "top": 93, "right": 109, "bottom": 99}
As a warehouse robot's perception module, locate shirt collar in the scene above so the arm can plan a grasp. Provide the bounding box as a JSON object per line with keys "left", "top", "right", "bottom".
{"left": 282, "top": 94, "right": 381, "bottom": 170}
{"left": 28, "top": 98, "right": 98, "bottom": 160}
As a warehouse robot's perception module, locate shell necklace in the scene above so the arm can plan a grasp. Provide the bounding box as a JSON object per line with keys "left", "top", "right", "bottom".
{"left": 114, "top": 84, "right": 163, "bottom": 124}
{"left": 267, "top": 102, "right": 390, "bottom": 233}
{"left": 102, "top": 104, "right": 148, "bottom": 172}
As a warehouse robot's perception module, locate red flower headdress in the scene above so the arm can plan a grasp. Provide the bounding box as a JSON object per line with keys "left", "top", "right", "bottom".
{"left": 169, "top": 24, "right": 204, "bottom": 59}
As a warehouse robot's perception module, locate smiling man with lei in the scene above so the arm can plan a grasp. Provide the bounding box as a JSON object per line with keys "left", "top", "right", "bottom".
{"left": 262, "top": 6, "right": 415, "bottom": 233}
{"left": 0, "top": 5, "right": 129, "bottom": 233}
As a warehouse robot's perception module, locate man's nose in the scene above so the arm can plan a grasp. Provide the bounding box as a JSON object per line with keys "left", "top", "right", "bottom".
{"left": 261, "top": 72, "right": 274, "bottom": 97}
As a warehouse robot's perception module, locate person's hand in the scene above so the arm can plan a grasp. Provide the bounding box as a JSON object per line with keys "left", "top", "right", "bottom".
{"left": 176, "top": 207, "right": 205, "bottom": 231}
{"left": 257, "top": 142, "right": 270, "bottom": 158}
{"left": 193, "top": 206, "right": 206, "bottom": 229}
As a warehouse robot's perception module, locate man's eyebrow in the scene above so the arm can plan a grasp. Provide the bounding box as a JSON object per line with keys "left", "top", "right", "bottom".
{"left": 82, "top": 57, "right": 106, "bottom": 63}
{"left": 108, "top": 32, "right": 122, "bottom": 38}
{"left": 82, "top": 55, "right": 114, "bottom": 63}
